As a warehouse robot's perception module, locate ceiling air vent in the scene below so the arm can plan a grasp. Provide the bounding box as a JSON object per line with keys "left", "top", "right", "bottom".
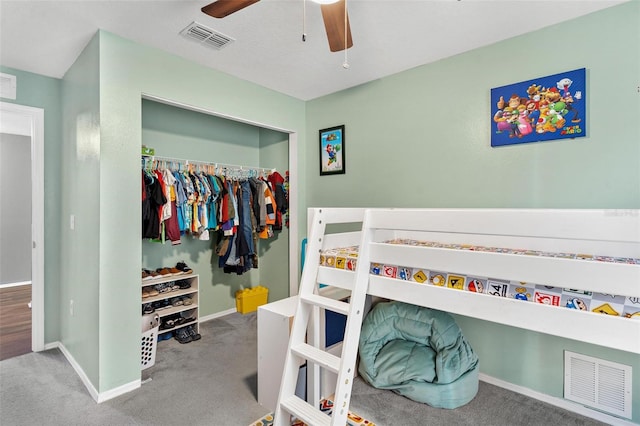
{"left": 180, "top": 22, "right": 235, "bottom": 50}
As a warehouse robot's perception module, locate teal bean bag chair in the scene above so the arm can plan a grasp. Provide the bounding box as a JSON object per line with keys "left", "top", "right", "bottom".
{"left": 358, "top": 301, "right": 479, "bottom": 409}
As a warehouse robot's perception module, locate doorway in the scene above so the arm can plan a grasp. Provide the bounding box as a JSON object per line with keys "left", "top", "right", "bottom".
{"left": 0, "top": 102, "right": 44, "bottom": 359}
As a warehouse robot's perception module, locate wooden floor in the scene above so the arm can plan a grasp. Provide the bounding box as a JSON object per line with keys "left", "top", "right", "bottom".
{"left": 0, "top": 284, "right": 31, "bottom": 361}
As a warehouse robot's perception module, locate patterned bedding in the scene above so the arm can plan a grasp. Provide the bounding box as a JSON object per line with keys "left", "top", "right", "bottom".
{"left": 319, "top": 239, "right": 640, "bottom": 319}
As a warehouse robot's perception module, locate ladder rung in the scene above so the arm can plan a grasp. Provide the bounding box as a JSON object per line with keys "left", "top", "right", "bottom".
{"left": 301, "top": 294, "right": 350, "bottom": 315}
{"left": 280, "top": 395, "right": 331, "bottom": 426}
{"left": 291, "top": 343, "right": 341, "bottom": 373}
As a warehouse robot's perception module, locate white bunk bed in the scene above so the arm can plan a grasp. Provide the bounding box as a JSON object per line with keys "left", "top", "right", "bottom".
{"left": 276, "top": 207, "right": 639, "bottom": 426}
{"left": 314, "top": 207, "right": 640, "bottom": 354}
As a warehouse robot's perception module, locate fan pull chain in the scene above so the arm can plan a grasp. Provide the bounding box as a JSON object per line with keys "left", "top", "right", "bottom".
{"left": 343, "top": 0, "right": 349, "bottom": 69}
{"left": 302, "top": 0, "right": 307, "bottom": 42}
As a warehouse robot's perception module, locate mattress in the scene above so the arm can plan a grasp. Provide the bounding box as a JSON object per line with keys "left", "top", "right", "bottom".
{"left": 319, "top": 239, "right": 640, "bottom": 319}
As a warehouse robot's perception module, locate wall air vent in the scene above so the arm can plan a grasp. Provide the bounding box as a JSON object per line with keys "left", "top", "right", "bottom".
{"left": 180, "top": 22, "right": 235, "bottom": 50}
{"left": 564, "top": 351, "right": 631, "bottom": 419}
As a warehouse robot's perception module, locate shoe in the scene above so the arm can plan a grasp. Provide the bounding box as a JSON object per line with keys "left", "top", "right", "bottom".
{"left": 169, "top": 267, "right": 183, "bottom": 275}
{"left": 142, "top": 288, "right": 151, "bottom": 299}
{"left": 174, "top": 327, "right": 192, "bottom": 344}
{"left": 176, "top": 279, "right": 191, "bottom": 289}
{"left": 142, "top": 303, "right": 155, "bottom": 315}
{"left": 143, "top": 269, "right": 159, "bottom": 279}
{"left": 181, "top": 295, "right": 193, "bottom": 306}
{"left": 156, "top": 267, "right": 173, "bottom": 277}
{"left": 170, "top": 297, "right": 183, "bottom": 307}
{"left": 154, "top": 283, "right": 171, "bottom": 294}
{"left": 158, "top": 332, "right": 172, "bottom": 341}
{"left": 186, "top": 325, "right": 201, "bottom": 341}
{"left": 152, "top": 299, "right": 170, "bottom": 311}
{"left": 176, "top": 261, "right": 193, "bottom": 274}
{"left": 160, "top": 319, "right": 174, "bottom": 330}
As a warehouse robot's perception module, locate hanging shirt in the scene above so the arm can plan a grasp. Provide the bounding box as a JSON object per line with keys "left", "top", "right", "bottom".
{"left": 142, "top": 171, "right": 167, "bottom": 239}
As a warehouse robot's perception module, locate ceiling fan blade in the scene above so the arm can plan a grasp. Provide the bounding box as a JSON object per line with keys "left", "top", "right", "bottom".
{"left": 321, "top": 0, "right": 353, "bottom": 52}
{"left": 201, "top": 0, "right": 260, "bottom": 18}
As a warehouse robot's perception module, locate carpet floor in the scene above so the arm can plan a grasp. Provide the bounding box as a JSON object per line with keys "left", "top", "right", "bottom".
{"left": 0, "top": 311, "right": 612, "bottom": 425}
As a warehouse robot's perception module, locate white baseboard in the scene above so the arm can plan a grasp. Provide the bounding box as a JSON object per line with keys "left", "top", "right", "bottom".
{"left": 44, "top": 341, "right": 140, "bottom": 404}
{"left": 56, "top": 342, "right": 101, "bottom": 402}
{"left": 43, "top": 341, "right": 60, "bottom": 351}
{"left": 199, "top": 307, "right": 238, "bottom": 323}
{"left": 39, "top": 308, "right": 240, "bottom": 404}
{"left": 479, "top": 373, "right": 635, "bottom": 426}
{"left": 97, "top": 379, "right": 141, "bottom": 403}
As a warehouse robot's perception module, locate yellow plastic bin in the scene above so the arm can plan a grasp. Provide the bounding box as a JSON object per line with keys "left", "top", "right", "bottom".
{"left": 236, "top": 286, "right": 269, "bottom": 314}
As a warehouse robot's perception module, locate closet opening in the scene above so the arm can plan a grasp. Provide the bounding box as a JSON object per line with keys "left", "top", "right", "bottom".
{"left": 140, "top": 94, "right": 297, "bottom": 351}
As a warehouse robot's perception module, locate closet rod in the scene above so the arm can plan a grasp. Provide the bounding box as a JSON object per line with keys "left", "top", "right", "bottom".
{"left": 144, "top": 154, "right": 276, "bottom": 175}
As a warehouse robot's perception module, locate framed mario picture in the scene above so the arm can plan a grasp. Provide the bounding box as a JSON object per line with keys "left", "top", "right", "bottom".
{"left": 319, "top": 125, "right": 345, "bottom": 175}
{"left": 491, "top": 68, "right": 586, "bottom": 147}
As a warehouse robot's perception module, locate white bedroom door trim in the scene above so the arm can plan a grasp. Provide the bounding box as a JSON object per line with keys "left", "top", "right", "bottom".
{"left": 0, "top": 101, "right": 45, "bottom": 352}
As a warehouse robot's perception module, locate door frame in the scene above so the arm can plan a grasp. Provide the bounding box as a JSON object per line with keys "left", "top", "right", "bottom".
{"left": 0, "top": 101, "right": 45, "bottom": 352}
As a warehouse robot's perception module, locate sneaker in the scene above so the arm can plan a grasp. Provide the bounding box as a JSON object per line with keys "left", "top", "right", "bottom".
{"left": 160, "top": 318, "right": 175, "bottom": 330}
{"left": 154, "top": 283, "right": 171, "bottom": 294}
{"left": 169, "top": 267, "right": 183, "bottom": 275}
{"left": 152, "top": 299, "right": 170, "bottom": 311}
{"left": 142, "top": 303, "right": 155, "bottom": 315}
{"left": 176, "top": 261, "right": 193, "bottom": 274}
{"left": 186, "top": 325, "right": 201, "bottom": 341}
{"left": 156, "top": 267, "right": 173, "bottom": 277}
{"left": 143, "top": 269, "right": 159, "bottom": 279}
{"left": 174, "top": 327, "right": 192, "bottom": 344}
{"left": 176, "top": 279, "right": 191, "bottom": 289}
{"left": 158, "top": 332, "right": 173, "bottom": 341}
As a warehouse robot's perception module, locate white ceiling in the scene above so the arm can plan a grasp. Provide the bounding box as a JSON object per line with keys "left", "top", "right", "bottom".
{"left": 0, "top": 0, "right": 627, "bottom": 101}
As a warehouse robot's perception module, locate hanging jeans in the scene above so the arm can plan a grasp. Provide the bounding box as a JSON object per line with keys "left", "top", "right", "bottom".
{"left": 240, "top": 180, "right": 255, "bottom": 258}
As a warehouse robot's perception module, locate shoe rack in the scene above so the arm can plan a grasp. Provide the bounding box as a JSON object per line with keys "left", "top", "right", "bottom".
{"left": 141, "top": 273, "right": 199, "bottom": 336}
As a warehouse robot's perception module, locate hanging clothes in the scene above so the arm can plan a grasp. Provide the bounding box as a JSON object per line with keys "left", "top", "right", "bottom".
{"left": 259, "top": 179, "right": 277, "bottom": 239}
{"left": 142, "top": 170, "right": 166, "bottom": 239}
{"left": 268, "top": 171, "right": 287, "bottom": 230}
{"left": 141, "top": 156, "right": 290, "bottom": 275}
{"left": 162, "top": 169, "right": 181, "bottom": 245}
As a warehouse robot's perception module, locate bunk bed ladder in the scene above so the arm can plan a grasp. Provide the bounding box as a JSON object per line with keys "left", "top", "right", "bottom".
{"left": 274, "top": 208, "right": 372, "bottom": 426}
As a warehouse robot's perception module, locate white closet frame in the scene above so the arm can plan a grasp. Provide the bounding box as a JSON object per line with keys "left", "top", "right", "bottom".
{"left": 141, "top": 94, "right": 300, "bottom": 296}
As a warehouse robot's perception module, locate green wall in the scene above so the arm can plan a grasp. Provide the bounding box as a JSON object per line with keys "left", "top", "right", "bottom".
{"left": 306, "top": 2, "right": 640, "bottom": 422}
{"left": 141, "top": 99, "right": 290, "bottom": 316}
{"left": 0, "top": 66, "right": 62, "bottom": 345}
{"left": 306, "top": 4, "right": 639, "bottom": 211}
{"left": 93, "top": 30, "right": 305, "bottom": 392}
{"left": 61, "top": 34, "right": 102, "bottom": 387}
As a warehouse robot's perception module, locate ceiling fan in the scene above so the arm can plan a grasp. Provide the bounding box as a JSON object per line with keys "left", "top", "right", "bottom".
{"left": 201, "top": 0, "right": 353, "bottom": 52}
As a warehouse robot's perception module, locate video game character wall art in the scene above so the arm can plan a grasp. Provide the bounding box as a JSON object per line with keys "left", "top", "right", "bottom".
{"left": 491, "top": 68, "right": 586, "bottom": 147}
